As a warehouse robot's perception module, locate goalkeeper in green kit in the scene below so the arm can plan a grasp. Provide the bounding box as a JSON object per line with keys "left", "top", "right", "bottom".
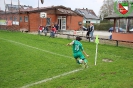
{"left": 67, "top": 36, "right": 89, "bottom": 68}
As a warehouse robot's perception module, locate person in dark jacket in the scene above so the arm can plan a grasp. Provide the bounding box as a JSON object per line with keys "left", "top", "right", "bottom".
{"left": 86, "top": 23, "right": 94, "bottom": 41}
{"left": 89, "top": 23, "right": 94, "bottom": 41}
{"left": 43, "top": 25, "right": 48, "bottom": 36}
{"left": 86, "top": 25, "right": 91, "bottom": 39}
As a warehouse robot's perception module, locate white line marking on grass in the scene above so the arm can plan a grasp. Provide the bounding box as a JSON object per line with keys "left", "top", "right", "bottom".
{"left": 20, "top": 68, "right": 83, "bottom": 88}
{"left": 1, "top": 38, "right": 82, "bottom": 87}
{"left": 0, "top": 38, "right": 73, "bottom": 59}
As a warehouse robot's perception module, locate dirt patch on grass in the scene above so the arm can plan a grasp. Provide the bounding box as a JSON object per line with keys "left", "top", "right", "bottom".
{"left": 102, "top": 58, "right": 113, "bottom": 62}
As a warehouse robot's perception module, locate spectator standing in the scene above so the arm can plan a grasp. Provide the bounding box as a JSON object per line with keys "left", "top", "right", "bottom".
{"left": 89, "top": 23, "right": 94, "bottom": 41}
{"left": 86, "top": 25, "right": 91, "bottom": 39}
{"left": 38, "top": 25, "right": 43, "bottom": 35}
{"left": 43, "top": 26, "right": 48, "bottom": 36}
{"left": 50, "top": 25, "right": 56, "bottom": 38}
{"left": 54, "top": 22, "right": 59, "bottom": 37}
{"left": 54, "top": 22, "right": 59, "bottom": 31}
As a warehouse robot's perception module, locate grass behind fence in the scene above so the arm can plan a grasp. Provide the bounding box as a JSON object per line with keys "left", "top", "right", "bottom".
{"left": 0, "top": 30, "right": 133, "bottom": 88}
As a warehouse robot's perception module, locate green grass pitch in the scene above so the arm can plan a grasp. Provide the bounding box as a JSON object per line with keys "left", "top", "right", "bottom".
{"left": 0, "top": 30, "right": 133, "bottom": 88}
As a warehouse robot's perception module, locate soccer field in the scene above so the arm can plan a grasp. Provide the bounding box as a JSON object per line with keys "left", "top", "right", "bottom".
{"left": 0, "top": 30, "right": 133, "bottom": 88}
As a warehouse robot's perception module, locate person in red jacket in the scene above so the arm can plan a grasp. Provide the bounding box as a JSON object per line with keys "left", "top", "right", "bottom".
{"left": 50, "top": 25, "right": 56, "bottom": 37}
{"left": 38, "top": 25, "right": 43, "bottom": 35}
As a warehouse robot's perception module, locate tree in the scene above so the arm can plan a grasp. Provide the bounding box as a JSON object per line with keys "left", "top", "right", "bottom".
{"left": 99, "top": 0, "right": 114, "bottom": 20}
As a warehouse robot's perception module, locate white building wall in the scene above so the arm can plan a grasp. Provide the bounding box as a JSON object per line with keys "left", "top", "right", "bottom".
{"left": 83, "top": 19, "right": 100, "bottom": 24}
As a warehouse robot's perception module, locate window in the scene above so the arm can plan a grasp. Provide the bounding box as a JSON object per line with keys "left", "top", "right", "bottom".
{"left": 5, "top": 17, "right": 7, "bottom": 20}
{"left": 20, "top": 17, "right": 22, "bottom": 22}
{"left": 13, "top": 17, "right": 17, "bottom": 21}
{"left": 78, "top": 21, "right": 82, "bottom": 25}
{"left": 24, "top": 16, "right": 28, "bottom": 22}
{"left": 46, "top": 18, "right": 51, "bottom": 26}
{"left": 10, "top": 17, "right": 12, "bottom": 20}
{"left": 88, "top": 12, "right": 92, "bottom": 15}
{"left": 82, "top": 12, "right": 85, "bottom": 15}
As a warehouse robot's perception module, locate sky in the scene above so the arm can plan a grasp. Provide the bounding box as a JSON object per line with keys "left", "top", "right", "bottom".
{"left": 0, "top": 0, "right": 104, "bottom": 16}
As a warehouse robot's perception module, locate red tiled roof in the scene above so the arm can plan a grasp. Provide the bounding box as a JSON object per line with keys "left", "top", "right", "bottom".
{"left": 0, "top": 5, "right": 83, "bottom": 16}
{"left": 57, "top": 8, "right": 75, "bottom": 14}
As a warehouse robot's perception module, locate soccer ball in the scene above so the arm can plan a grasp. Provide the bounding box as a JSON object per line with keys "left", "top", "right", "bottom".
{"left": 79, "top": 59, "right": 83, "bottom": 64}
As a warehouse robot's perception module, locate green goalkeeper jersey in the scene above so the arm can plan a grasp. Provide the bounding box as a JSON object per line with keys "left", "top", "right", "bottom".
{"left": 72, "top": 40, "right": 83, "bottom": 53}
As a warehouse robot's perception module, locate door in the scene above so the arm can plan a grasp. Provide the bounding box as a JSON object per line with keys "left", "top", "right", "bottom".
{"left": 58, "top": 16, "right": 66, "bottom": 30}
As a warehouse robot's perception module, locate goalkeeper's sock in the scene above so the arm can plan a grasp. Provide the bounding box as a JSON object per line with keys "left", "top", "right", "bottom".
{"left": 77, "top": 60, "right": 81, "bottom": 64}
{"left": 84, "top": 59, "right": 88, "bottom": 63}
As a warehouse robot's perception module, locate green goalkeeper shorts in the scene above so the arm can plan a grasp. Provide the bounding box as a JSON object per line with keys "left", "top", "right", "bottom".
{"left": 73, "top": 52, "right": 85, "bottom": 60}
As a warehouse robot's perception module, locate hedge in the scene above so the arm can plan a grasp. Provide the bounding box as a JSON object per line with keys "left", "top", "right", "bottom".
{"left": 83, "top": 23, "right": 113, "bottom": 31}
{"left": 94, "top": 23, "right": 113, "bottom": 31}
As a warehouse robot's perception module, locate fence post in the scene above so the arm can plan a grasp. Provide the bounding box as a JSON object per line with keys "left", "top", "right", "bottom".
{"left": 89, "top": 37, "right": 90, "bottom": 42}
{"left": 116, "top": 40, "right": 118, "bottom": 46}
